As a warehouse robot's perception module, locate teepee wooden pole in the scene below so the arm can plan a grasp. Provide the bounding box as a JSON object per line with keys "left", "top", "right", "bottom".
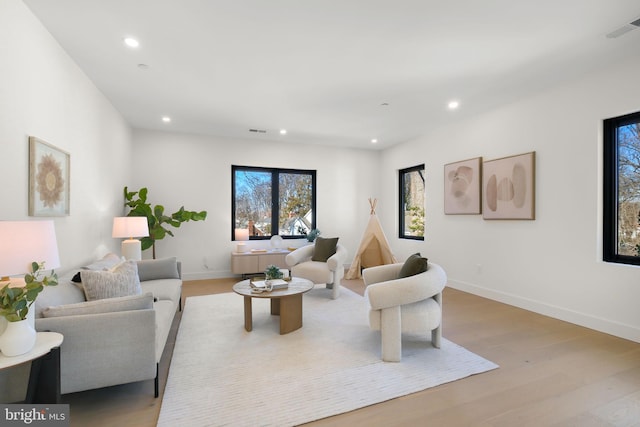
{"left": 369, "top": 198, "right": 377, "bottom": 215}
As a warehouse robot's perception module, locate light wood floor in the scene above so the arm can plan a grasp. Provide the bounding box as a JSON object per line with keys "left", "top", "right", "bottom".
{"left": 64, "top": 277, "right": 640, "bottom": 427}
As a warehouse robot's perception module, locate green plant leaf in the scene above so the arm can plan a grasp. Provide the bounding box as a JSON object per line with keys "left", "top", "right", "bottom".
{"left": 123, "top": 186, "right": 207, "bottom": 258}
{"left": 138, "top": 187, "right": 148, "bottom": 202}
{"left": 166, "top": 219, "right": 182, "bottom": 228}
{"left": 140, "top": 236, "right": 154, "bottom": 251}
{"left": 154, "top": 205, "right": 165, "bottom": 219}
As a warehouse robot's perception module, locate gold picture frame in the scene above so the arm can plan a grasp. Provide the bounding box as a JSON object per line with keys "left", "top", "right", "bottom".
{"left": 444, "top": 157, "right": 482, "bottom": 214}
{"left": 482, "top": 151, "right": 535, "bottom": 220}
{"left": 29, "top": 136, "right": 70, "bottom": 216}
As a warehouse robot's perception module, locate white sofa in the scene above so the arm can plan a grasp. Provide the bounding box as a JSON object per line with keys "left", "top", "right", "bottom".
{"left": 30, "top": 255, "right": 182, "bottom": 397}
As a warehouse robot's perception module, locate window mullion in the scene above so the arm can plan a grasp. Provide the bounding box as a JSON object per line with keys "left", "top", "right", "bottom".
{"left": 272, "top": 171, "right": 280, "bottom": 236}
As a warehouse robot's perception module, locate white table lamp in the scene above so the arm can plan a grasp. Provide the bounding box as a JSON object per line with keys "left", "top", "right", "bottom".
{"left": 0, "top": 220, "right": 60, "bottom": 351}
{"left": 235, "top": 228, "right": 249, "bottom": 253}
{"left": 0, "top": 220, "right": 60, "bottom": 282}
{"left": 112, "top": 217, "right": 149, "bottom": 261}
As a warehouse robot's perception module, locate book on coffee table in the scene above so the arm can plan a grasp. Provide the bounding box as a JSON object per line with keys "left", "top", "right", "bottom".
{"left": 250, "top": 279, "right": 288, "bottom": 290}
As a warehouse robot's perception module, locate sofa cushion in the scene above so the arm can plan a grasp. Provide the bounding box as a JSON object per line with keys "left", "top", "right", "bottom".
{"left": 398, "top": 253, "right": 429, "bottom": 278}
{"left": 153, "top": 300, "right": 176, "bottom": 361}
{"left": 81, "top": 260, "right": 142, "bottom": 301}
{"left": 34, "top": 278, "right": 86, "bottom": 318}
{"left": 41, "top": 293, "right": 153, "bottom": 318}
{"left": 368, "top": 298, "right": 441, "bottom": 331}
{"left": 140, "top": 278, "right": 182, "bottom": 303}
{"left": 291, "top": 262, "right": 333, "bottom": 285}
{"left": 137, "top": 257, "right": 179, "bottom": 281}
{"left": 312, "top": 237, "right": 339, "bottom": 262}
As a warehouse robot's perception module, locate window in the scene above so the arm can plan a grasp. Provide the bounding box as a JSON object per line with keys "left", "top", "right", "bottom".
{"left": 232, "top": 165, "right": 316, "bottom": 240}
{"left": 603, "top": 110, "right": 640, "bottom": 265}
{"left": 399, "top": 164, "right": 425, "bottom": 239}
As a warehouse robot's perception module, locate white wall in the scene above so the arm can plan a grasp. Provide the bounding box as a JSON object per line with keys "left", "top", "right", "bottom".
{"left": 379, "top": 55, "right": 640, "bottom": 343}
{"left": 0, "top": 0, "right": 132, "bottom": 274}
{"left": 131, "top": 129, "right": 380, "bottom": 279}
{"left": 0, "top": 0, "right": 132, "bottom": 403}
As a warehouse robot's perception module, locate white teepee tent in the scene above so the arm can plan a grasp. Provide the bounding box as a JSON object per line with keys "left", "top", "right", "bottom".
{"left": 346, "top": 198, "right": 398, "bottom": 279}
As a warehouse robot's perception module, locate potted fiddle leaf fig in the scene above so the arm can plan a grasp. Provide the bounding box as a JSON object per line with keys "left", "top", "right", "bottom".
{"left": 124, "top": 186, "right": 208, "bottom": 259}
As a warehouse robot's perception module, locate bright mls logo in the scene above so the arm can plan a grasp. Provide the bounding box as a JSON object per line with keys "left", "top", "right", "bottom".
{"left": 1, "top": 405, "right": 69, "bottom": 426}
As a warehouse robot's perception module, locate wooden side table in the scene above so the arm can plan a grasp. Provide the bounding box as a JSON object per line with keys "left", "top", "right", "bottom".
{"left": 0, "top": 332, "right": 64, "bottom": 403}
{"left": 231, "top": 250, "right": 291, "bottom": 277}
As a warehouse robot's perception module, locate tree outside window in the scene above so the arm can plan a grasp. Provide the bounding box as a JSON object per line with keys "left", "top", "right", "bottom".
{"left": 232, "top": 166, "right": 316, "bottom": 239}
{"left": 603, "top": 111, "right": 640, "bottom": 265}
{"left": 399, "top": 164, "right": 425, "bottom": 239}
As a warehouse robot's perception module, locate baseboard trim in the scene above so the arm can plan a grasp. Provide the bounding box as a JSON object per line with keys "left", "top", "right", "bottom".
{"left": 182, "top": 271, "right": 238, "bottom": 281}
{"left": 448, "top": 279, "right": 640, "bottom": 344}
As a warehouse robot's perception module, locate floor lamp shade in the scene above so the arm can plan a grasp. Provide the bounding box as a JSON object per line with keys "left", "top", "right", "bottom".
{"left": 112, "top": 217, "right": 149, "bottom": 261}
{"left": 0, "top": 220, "right": 60, "bottom": 278}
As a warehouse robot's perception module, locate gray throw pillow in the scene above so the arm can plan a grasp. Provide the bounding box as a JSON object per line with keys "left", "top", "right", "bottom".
{"left": 312, "top": 237, "right": 339, "bottom": 262}
{"left": 42, "top": 293, "right": 153, "bottom": 318}
{"left": 398, "top": 253, "right": 429, "bottom": 278}
{"left": 81, "top": 260, "right": 142, "bottom": 301}
{"left": 137, "top": 257, "right": 179, "bottom": 281}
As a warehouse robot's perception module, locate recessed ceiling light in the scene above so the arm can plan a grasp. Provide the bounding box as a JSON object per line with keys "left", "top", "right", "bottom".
{"left": 371, "top": 139, "right": 378, "bottom": 144}
{"left": 124, "top": 37, "right": 140, "bottom": 48}
{"left": 162, "top": 117, "right": 171, "bottom": 123}
{"left": 280, "top": 129, "right": 287, "bottom": 135}
{"left": 447, "top": 100, "right": 460, "bottom": 110}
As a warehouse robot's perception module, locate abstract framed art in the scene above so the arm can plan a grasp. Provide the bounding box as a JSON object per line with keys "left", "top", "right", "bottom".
{"left": 482, "top": 151, "right": 535, "bottom": 220}
{"left": 29, "top": 136, "right": 70, "bottom": 216}
{"left": 444, "top": 157, "right": 482, "bottom": 214}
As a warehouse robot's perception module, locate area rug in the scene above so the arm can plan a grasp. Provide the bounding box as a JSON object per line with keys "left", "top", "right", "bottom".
{"left": 157, "top": 286, "right": 498, "bottom": 426}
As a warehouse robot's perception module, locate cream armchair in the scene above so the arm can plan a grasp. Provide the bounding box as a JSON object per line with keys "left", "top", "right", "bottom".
{"left": 363, "top": 262, "right": 446, "bottom": 362}
{"left": 285, "top": 243, "right": 348, "bottom": 299}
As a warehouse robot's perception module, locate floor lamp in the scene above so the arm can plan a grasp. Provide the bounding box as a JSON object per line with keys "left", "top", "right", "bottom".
{"left": 112, "top": 217, "right": 149, "bottom": 261}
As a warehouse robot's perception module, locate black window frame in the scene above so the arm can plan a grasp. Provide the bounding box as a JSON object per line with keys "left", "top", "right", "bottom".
{"left": 232, "top": 165, "right": 317, "bottom": 240}
{"left": 399, "top": 164, "right": 425, "bottom": 240}
{"left": 603, "top": 110, "right": 640, "bottom": 265}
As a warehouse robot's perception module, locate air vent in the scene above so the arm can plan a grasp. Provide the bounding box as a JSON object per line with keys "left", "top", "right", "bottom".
{"left": 249, "top": 129, "right": 267, "bottom": 133}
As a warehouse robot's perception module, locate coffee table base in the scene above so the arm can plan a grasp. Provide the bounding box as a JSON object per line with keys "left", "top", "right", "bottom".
{"left": 242, "top": 293, "right": 304, "bottom": 334}
{"left": 233, "top": 278, "right": 314, "bottom": 335}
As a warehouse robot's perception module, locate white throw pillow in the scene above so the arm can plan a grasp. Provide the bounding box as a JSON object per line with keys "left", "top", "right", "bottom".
{"left": 81, "top": 260, "right": 142, "bottom": 301}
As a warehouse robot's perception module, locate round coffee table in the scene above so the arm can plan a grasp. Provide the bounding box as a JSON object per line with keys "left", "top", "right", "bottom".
{"left": 233, "top": 278, "right": 314, "bottom": 334}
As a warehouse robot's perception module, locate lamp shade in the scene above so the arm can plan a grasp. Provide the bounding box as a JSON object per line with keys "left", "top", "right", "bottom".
{"left": 234, "top": 228, "right": 249, "bottom": 241}
{"left": 0, "top": 220, "right": 60, "bottom": 277}
{"left": 112, "top": 217, "right": 149, "bottom": 239}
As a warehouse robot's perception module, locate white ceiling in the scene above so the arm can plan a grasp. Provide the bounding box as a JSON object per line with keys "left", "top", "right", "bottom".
{"left": 23, "top": 0, "right": 640, "bottom": 150}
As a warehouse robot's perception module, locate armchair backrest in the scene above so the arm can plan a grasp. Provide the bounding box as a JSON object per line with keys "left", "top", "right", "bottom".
{"left": 286, "top": 243, "right": 348, "bottom": 272}
{"left": 364, "top": 262, "right": 447, "bottom": 311}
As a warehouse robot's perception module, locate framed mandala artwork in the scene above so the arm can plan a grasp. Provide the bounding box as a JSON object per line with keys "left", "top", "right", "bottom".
{"left": 29, "top": 136, "right": 70, "bottom": 216}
